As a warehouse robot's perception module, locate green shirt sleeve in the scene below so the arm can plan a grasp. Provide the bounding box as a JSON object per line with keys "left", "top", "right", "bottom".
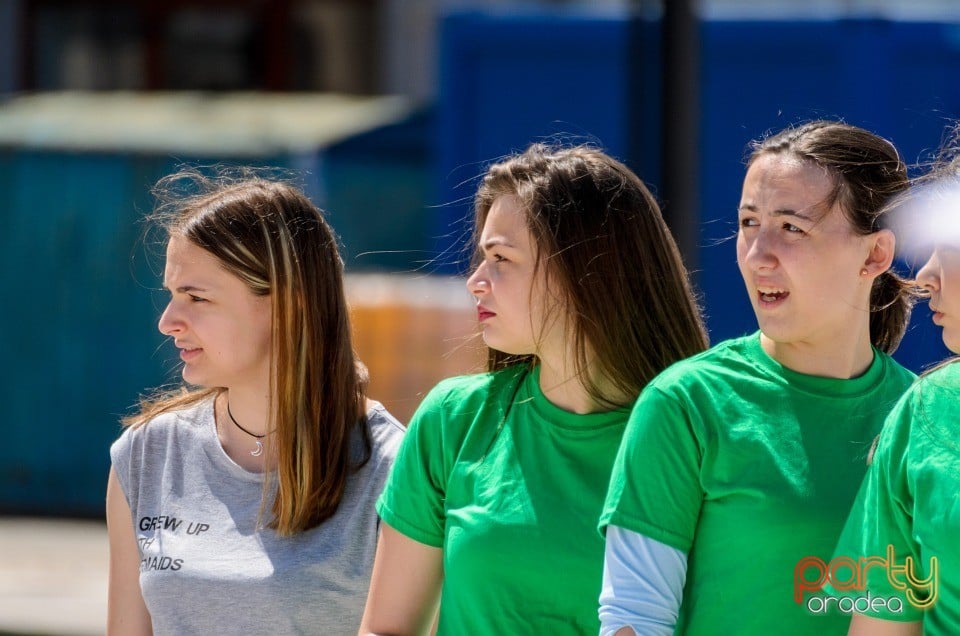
{"left": 376, "top": 383, "right": 452, "bottom": 548}
{"left": 601, "top": 385, "right": 703, "bottom": 552}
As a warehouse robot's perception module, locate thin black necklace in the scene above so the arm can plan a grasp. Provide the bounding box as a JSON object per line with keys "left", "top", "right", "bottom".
{"left": 226, "top": 401, "right": 271, "bottom": 457}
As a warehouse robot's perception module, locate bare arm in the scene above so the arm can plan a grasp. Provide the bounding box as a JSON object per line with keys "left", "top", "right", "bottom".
{"left": 849, "top": 615, "right": 921, "bottom": 636}
{"left": 358, "top": 523, "right": 443, "bottom": 635}
{"left": 106, "top": 467, "right": 152, "bottom": 635}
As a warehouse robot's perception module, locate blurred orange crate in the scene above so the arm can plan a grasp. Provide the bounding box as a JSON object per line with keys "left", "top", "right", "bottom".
{"left": 346, "top": 274, "right": 485, "bottom": 424}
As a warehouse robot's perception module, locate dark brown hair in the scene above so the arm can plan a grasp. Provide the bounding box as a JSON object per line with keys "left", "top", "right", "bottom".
{"left": 748, "top": 120, "right": 916, "bottom": 353}
{"left": 128, "top": 169, "right": 369, "bottom": 536}
{"left": 474, "top": 143, "right": 708, "bottom": 407}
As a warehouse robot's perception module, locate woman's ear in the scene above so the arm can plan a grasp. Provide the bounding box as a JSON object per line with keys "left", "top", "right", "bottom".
{"left": 861, "top": 228, "right": 895, "bottom": 278}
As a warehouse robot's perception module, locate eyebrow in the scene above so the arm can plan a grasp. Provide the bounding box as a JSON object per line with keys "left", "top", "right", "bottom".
{"left": 162, "top": 284, "right": 209, "bottom": 293}
{"left": 738, "top": 203, "right": 816, "bottom": 222}
{"left": 480, "top": 238, "right": 516, "bottom": 251}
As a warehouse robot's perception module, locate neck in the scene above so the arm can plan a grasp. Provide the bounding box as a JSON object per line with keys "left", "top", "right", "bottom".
{"left": 222, "top": 387, "right": 272, "bottom": 436}
{"left": 537, "top": 355, "right": 625, "bottom": 415}
{"left": 213, "top": 388, "right": 275, "bottom": 472}
{"left": 759, "top": 327, "right": 875, "bottom": 379}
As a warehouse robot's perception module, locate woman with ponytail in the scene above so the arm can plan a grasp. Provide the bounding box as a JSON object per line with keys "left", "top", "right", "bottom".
{"left": 599, "top": 121, "right": 918, "bottom": 635}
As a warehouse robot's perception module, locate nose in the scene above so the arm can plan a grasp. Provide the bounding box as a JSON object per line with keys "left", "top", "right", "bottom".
{"left": 741, "top": 228, "right": 778, "bottom": 272}
{"left": 916, "top": 249, "right": 941, "bottom": 293}
{"left": 157, "top": 301, "right": 183, "bottom": 336}
{"left": 466, "top": 260, "right": 490, "bottom": 297}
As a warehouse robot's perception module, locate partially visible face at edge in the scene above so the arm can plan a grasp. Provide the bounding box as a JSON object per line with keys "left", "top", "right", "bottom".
{"left": 917, "top": 245, "right": 960, "bottom": 354}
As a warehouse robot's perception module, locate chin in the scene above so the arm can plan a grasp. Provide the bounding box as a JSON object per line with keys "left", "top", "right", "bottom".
{"left": 943, "top": 333, "right": 960, "bottom": 355}
{"left": 181, "top": 369, "right": 208, "bottom": 387}
{"left": 483, "top": 338, "right": 531, "bottom": 357}
{"left": 755, "top": 320, "right": 791, "bottom": 341}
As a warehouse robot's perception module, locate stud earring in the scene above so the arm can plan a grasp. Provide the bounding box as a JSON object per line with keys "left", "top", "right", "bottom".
{"left": 860, "top": 268, "right": 869, "bottom": 276}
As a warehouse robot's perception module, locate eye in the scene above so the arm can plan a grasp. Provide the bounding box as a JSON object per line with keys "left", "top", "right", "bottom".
{"left": 491, "top": 253, "right": 507, "bottom": 263}
{"left": 188, "top": 295, "right": 208, "bottom": 303}
{"left": 783, "top": 222, "right": 805, "bottom": 234}
{"left": 739, "top": 217, "right": 759, "bottom": 228}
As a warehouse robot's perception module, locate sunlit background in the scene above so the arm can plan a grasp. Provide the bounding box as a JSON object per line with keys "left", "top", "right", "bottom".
{"left": 2, "top": 0, "right": 960, "bottom": 633}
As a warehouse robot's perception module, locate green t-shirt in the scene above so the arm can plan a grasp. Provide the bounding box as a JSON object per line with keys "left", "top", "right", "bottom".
{"left": 377, "top": 364, "right": 630, "bottom": 634}
{"left": 600, "top": 333, "right": 915, "bottom": 635}
{"left": 832, "top": 361, "right": 960, "bottom": 634}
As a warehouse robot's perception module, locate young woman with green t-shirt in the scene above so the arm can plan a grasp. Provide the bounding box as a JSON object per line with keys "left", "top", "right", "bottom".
{"left": 599, "top": 121, "right": 919, "bottom": 635}
{"left": 358, "top": 143, "right": 709, "bottom": 634}
{"left": 835, "top": 128, "right": 960, "bottom": 636}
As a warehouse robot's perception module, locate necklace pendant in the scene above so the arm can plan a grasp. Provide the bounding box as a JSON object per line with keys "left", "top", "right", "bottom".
{"left": 251, "top": 440, "right": 264, "bottom": 457}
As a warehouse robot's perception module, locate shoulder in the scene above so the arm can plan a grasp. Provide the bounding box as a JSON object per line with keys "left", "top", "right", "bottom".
{"left": 397, "top": 366, "right": 528, "bottom": 460}
{"left": 112, "top": 400, "right": 210, "bottom": 445}
{"left": 872, "top": 361, "right": 959, "bottom": 455}
{"left": 364, "top": 402, "right": 406, "bottom": 461}
{"left": 913, "top": 358, "right": 960, "bottom": 398}
{"left": 111, "top": 400, "right": 212, "bottom": 464}
{"left": 891, "top": 360, "right": 960, "bottom": 435}
{"left": 626, "top": 336, "right": 766, "bottom": 439}
{"left": 110, "top": 399, "right": 213, "bottom": 502}
{"left": 416, "top": 366, "right": 527, "bottom": 417}
{"left": 646, "top": 335, "right": 755, "bottom": 394}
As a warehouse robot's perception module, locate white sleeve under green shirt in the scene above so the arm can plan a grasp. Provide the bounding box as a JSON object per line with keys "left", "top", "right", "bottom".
{"left": 832, "top": 361, "right": 960, "bottom": 635}
{"left": 377, "top": 363, "right": 631, "bottom": 635}
{"left": 599, "top": 332, "right": 915, "bottom": 635}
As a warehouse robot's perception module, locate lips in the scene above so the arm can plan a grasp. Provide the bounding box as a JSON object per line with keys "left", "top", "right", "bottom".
{"left": 757, "top": 286, "right": 789, "bottom": 304}
{"left": 477, "top": 306, "right": 496, "bottom": 321}
{"left": 178, "top": 346, "right": 202, "bottom": 361}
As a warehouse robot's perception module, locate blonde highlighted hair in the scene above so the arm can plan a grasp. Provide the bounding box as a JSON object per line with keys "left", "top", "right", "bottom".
{"left": 128, "top": 169, "right": 369, "bottom": 536}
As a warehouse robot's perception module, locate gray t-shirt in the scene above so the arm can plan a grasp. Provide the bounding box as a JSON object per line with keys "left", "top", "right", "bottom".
{"left": 111, "top": 398, "right": 404, "bottom": 635}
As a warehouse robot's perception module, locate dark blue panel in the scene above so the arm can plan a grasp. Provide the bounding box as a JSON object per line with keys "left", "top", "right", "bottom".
{"left": 322, "top": 108, "right": 434, "bottom": 272}
{"left": 436, "top": 11, "right": 661, "bottom": 273}
{"left": 698, "top": 19, "right": 960, "bottom": 372}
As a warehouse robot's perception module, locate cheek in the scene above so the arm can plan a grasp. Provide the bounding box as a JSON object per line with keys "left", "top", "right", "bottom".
{"left": 735, "top": 234, "right": 751, "bottom": 267}
{"left": 735, "top": 238, "right": 751, "bottom": 279}
{"left": 941, "top": 263, "right": 960, "bottom": 301}
{"left": 252, "top": 325, "right": 272, "bottom": 354}
{"left": 735, "top": 232, "right": 746, "bottom": 257}
{"left": 254, "top": 316, "right": 273, "bottom": 351}
{"left": 528, "top": 276, "right": 558, "bottom": 318}
{"left": 242, "top": 302, "right": 273, "bottom": 352}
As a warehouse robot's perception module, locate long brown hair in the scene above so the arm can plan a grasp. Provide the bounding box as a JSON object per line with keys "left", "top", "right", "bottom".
{"left": 747, "top": 120, "right": 916, "bottom": 353}
{"left": 474, "top": 143, "right": 708, "bottom": 407}
{"left": 128, "top": 169, "right": 369, "bottom": 536}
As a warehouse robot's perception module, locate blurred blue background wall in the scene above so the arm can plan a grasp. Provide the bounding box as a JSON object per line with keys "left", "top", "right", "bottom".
{"left": 433, "top": 9, "right": 956, "bottom": 369}
{"left": 2, "top": 0, "right": 959, "bottom": 516}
